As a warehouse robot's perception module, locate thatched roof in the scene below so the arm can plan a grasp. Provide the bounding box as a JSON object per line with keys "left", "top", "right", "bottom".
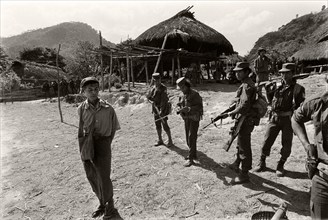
{"left": 292, "top": 38, "right": 328, "bottom": 61}
{"left": 133, "top": 6, "right": 233, "bottom": 56}
{"left": 11, "top": 60, "right": 67, "bottom": 81}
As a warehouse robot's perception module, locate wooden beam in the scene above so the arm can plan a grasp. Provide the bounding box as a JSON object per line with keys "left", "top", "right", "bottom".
{"left": 177, "top": 55, "right": 181, "bottom": 78}
{"left": 171, "top": 57, "right": 175, "bottom": 85}
{"left": 131, "top": 58, "right": 135, "bottom": 87}
{"left": 126, "top": 53, "right": 131, "bottom": 91}
{"left": 153, "top": 34, "right": 168, "bottom": 74}
{"left": 145, "top": 60, "right": 149, "bottom": 85}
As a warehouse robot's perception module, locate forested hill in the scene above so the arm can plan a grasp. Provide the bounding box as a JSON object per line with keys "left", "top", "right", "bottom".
{"left": 1, "top": 22, "right": 115, "bottom": 59}
{"left": 246, "top": 8, "right": 328, "bottom": 61}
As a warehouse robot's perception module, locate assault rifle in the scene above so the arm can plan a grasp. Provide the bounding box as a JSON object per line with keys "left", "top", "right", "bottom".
{"left": 257, "top": 73, "right": 311, "bottom": 88}
{"left": 202, "top": 103, "right": 236, "bottom": 129}
{"left": 223, "top": 115, "right": 246, "bottom": 152}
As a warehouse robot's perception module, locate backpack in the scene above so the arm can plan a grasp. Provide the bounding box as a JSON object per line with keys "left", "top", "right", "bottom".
{"left": 252, "top": 91, "right": 268, "bottom": 119}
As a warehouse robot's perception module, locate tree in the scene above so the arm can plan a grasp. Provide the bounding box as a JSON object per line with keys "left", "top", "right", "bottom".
{"left": 65, "top": 41, "right": 99, "bottom": 78}
{"left": 19, "top": 47, "right": 66, "bottom": 69}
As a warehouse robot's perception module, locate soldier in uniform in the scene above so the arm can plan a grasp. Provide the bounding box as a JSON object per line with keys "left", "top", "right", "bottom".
{"left": 254, "top": 47, "right": 271, "bottom": 83}
{"left": 222, "top": 62, "right": 257, "bottom": 184}
{"left": 147, "top": 73, "right": 173, "bottom": 147}
{"left": 176, "top": 77, "right": 203, "bottom": 167}
{"left": 254, "top": 63, "right": 305, "bottom": 177}
{"left": 291, "top": 74, "right": 328, "bottom": 219}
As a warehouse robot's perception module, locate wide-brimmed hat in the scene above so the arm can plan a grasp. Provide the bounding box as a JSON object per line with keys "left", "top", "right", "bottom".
{"left": 233, "top": 62, "right": 251, "bottom": 71}
{"left": 80, "top": 76, "right": 99, "bottom": 88}
{"left": 152, "top": 72, "right": 160, "bottom": 79}
{"left": 279, "top": 63, "right": 296, "bottom": 74}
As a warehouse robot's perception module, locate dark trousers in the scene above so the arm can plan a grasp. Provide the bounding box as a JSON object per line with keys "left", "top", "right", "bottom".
{"left": 83, "top": 136, "right": 114, "bottom": 209}
{"left": 261, "top": 116, "right": 293, "bottom": 160}
{"left": 237, "top": 118, "right": 255, "bottom": 171}
{"left": 311, "top": 174, "right": 328, "bottom": 219}
{"left": 256, "top": 71, "right": 269, "bottom": 83}
{"left": 154, "top": 114, "right": 170, "bottom": 131}
{"left": 184, "top": 118, "right": 199, "bottom": 160}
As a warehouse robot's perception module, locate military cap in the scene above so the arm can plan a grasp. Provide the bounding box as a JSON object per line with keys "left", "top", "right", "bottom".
{"left": 152, "top": 72, "right": 160, "bottom": 79}
{"left": 233, "top": 62, "right": 251, "bottom": 71}
{"left": 279, "top": 63, "right": 296, "bottom": 73}
{"left": 80, "top": 76, "right": 99, "bottom": 88}
{"left": 176, "top": 77, "right": 187, "bottom": 87}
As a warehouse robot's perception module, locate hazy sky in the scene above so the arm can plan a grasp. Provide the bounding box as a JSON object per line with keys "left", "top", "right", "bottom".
{"left": 1, "top": 0, "right": 326, "bottom": 55}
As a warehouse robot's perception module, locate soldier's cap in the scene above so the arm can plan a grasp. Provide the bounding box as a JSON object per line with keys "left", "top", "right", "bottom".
{"left": 152, "top": 72, "right": 160, "bottom": 79}
{"left": 279, "top": 63, "right": 296, "bottom": 73}
{"left": 176, "top": 77, "right": 190, "bottom": 87}
{"left": 258, "top": 47, "right": 266, "bottom": 53}
{"left": 233, "top": 62, "right": 251, "bottom": 72}
{"left": 80, "top": 76, "right": 99, "bottom": 88}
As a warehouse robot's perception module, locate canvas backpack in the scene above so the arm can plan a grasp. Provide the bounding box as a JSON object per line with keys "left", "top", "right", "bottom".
{"left": 252, "top": 91, "right": 268, "bottom": 119}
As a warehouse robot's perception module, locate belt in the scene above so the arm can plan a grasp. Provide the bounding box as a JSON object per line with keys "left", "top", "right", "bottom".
{"left": 273, "top": 111, "right": 292, "bottom": 117}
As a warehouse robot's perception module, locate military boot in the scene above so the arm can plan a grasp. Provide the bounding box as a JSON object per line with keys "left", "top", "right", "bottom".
{"left": 276, "top": 158, "right": 286, "bottom": 177}
{"left": 253, "top": 155, "right": 266, "bottom": 172}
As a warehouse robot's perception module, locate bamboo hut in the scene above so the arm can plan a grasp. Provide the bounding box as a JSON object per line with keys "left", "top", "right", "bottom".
{"left": 134, "top": 7, "right": 233, "bottom": 56}
{"left": 132, "top": 6, "right": 234, "bottom": 82}
{"left": 292, "top": 36, "right": 328, "bottom": 64}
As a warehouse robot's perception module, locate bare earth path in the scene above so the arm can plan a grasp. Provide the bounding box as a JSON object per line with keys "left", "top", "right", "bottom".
{"left": 1, "top": 75, "right": 326, "bottom": 220}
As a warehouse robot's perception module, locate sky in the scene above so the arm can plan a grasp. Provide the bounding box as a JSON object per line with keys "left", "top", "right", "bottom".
{"left": 1, "top": 0, "right": 327, "bottom": 56}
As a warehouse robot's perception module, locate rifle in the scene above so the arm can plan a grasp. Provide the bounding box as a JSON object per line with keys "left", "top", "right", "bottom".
{"left": 257, "top": 73, "right": 311, "bottom": 88}
{"left": 202, "top": 103, "right": 236, "bottom": 129}
{"left": 223, "top": 115, "right": 246, "bottom": 152}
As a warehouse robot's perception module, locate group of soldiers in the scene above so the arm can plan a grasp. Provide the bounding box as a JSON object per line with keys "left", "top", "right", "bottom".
{"left": 147, "top": 59, "right": 328, "bottom": 219}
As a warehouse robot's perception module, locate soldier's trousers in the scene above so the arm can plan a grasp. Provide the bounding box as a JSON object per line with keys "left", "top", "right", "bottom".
{"left": 256, "top": 71, "right": 269, "bottom": 83}
{"left": 83, "top": 136, "right": 114, "bottom": 209}
{"left": 260, "top": 116, "right": 293, "bottom": 160}
{"left": 154, "top": 114, "right": 170, "bottom": 131}
{"left": 184, "top": 118, "right": 199, "bottom": 160}
{"left": 310, "top": 174, "right": 328, "bottom": 219}
{"left": 237, "top": 118, "right": 255, "bottom": 172}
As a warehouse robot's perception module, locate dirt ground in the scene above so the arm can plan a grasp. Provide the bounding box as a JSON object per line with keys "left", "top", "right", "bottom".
{"left": 1, "top": 74, "right": 327, "bottom": 220}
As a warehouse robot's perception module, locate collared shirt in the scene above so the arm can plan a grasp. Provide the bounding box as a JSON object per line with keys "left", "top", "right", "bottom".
{"left": 147, "top": 83, "right": 169, "bottom": 115}
{"left": 233, "top": 77, "right": 257, "bottom": 117}
{"left": 177, "top": 88, "right": 203, "bottom": 121}
{"left": 293, "top": 92, "right": 328, "bottom": 163}
{"left": 254, "top": 55, "right": 271, "bottom": 73}
{"left": 267, "top": 81, "right": 305, "bottom": 112}
{"left": 78, "top": 99, "right": 120, "bottom": 137}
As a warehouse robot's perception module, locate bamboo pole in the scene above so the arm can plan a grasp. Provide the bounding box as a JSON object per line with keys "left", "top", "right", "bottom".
{"left": 145, "top": 60, "right": 149, "bottom": 85}
{"left": 153, "top": 34, "right": 168, "bottom": 74}
{"left": 126, "top": 53, "right": 131, "bottom": 91}
{"left": 99, "top": 31, "right": 104, "bottom": 91}
{"left": 131, "top": 58, "right": 135, "bottom": 87}
{"left": 171, "top": 57, "right": 175, "bottom": 85}
{"left": 56, "top": 44, "right": 63, "bottom": 123}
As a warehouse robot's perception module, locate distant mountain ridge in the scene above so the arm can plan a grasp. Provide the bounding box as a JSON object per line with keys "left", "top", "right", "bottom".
{"left": 247, "top": 8, "right": 328, "bottom": 62}
{"left": 1, "top": 22, "right": 115, "bottom": 59}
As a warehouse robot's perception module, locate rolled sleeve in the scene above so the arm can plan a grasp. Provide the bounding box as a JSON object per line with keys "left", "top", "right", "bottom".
{"left": 293, "top": 101, "right": 312, "bottom": 124}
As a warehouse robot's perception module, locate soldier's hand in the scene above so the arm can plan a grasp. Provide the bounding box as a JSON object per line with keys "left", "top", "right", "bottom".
{"left": 178, "top": 106, "right": 190, "bottom": 113}
{"left": 306, "top": 144, "right": 318, "bottom": 159}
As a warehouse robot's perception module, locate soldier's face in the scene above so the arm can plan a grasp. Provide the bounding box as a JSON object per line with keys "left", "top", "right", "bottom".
{"left": 235, "top": 70, "right": 247, "bottom": 80}
{"left": 83, "top": 83, "right": 99, "bottom": 102}
{"left": 281, "top": 71, "right": 293, "bottom": 83}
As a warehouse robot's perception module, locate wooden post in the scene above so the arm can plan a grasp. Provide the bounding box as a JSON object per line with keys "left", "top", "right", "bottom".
{"left": 126, "top": 53, "right": 131, "bottom": 91}
{"left": 177, "top": 54, "right": 181, "bottom": 78}
{"left": 171, "top": 57, "right": 175, "bottom": 85}
{"left": 153, "top": 34, "right": 168, "bottom": 74}
{"left": 109, "top": 52, "right": 113, "bottom": 92}
{"left": 145, "top": 60, "right": 149, "bottom": 85}
{"left": 207, "top": 62, "right": 211, "bottom": 79}
{"left": 131, "top": 58, "right": 135, "bottom": 87}
{"left": 99, "top": 31, "right": 104, "bottom": 91}
{"left": 56, "top": 44, "right": 63, "bottom": 123}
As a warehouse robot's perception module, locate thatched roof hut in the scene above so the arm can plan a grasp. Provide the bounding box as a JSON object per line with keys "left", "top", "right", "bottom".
{"left": 134, "top": 6, "right": 233, "bottom": 56}
{"left": 11, "top": 60, "right": 67, "bottom": 82}
{"left": 292, "top": 35, "right": 328, "bottom": 64}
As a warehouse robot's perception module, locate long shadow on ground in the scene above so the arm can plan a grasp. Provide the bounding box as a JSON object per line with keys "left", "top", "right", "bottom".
{"left": 166, "top": 144, "right": 310, "bottom": 218}
{"left": 166, "top": 144, "right": 239, "bottom": 185}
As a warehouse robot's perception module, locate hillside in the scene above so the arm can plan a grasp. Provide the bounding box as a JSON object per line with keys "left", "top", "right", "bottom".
{"left": 247, "top": 8, "right": 328, "bottom": 62}
{"left": 0, "top": 22, "right": 115, "bottom": 59}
